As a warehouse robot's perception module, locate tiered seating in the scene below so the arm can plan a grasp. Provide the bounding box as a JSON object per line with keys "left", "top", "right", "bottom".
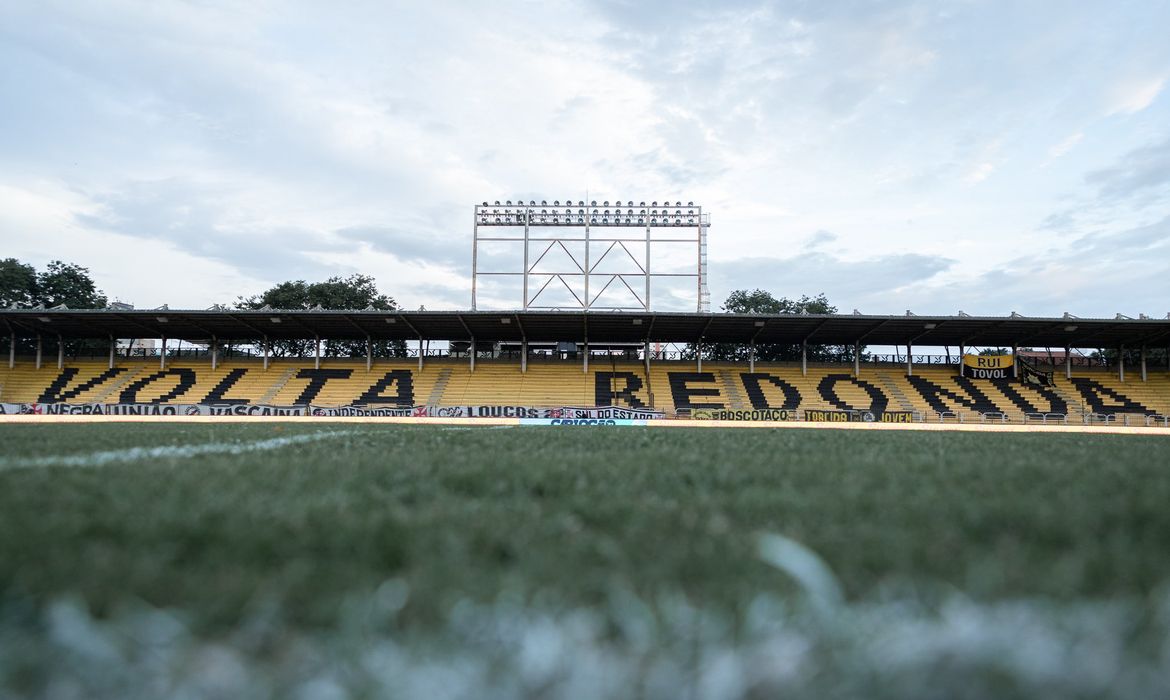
{"left": 266, "top": 361, "right": 442, "bottom": 407}
{"left": 1, "top": 359, "right": 1167, "bottom": 418}
{"left": 1055, "top": 372, "right": 1170, "bottom": 418}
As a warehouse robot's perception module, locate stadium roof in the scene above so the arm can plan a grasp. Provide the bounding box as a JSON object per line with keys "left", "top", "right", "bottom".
{"left": 2, "top": 309, "right": 1169, "bottom": 348}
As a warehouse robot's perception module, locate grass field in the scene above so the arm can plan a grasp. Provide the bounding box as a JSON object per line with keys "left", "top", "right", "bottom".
{"left": 2, "top": 423, "right": 1170, "bottom": 698}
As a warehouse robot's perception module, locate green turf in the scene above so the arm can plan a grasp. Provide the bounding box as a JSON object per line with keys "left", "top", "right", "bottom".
{"left": 2, "top": 423, "right": 1169, "bottom": 633}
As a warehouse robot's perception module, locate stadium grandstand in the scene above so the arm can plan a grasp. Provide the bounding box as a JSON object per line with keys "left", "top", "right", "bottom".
{"left": 2, "top": 308, "right": 1169, "bottom": 425}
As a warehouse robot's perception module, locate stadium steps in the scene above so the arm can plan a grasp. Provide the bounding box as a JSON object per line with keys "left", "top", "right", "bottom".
{"left": 873, "top": 372, "right": 917, "bottom": 413}
{"left": 426, "top": 367, "right": 452, "bottom": 404}
{"left": 259, "top": 366, "right": 302, "bottom": 404}
{"left": 519, "top": 363, "right": 594, "bottom": 407}
{"left": 266, "top": 361, "right": 441, "bottom": 407}
{"left": 204, "top": 363, "right": 279, "bottom": 405}
{"left": 89, "top": 366, "right": 145, "bottom": 403}
{"left": 877, "top": 369, "right": 991, "bottom": 422}
{"left": 717, "top": 369, "right": 747, "bottom": 410}
{"left": 0, "top": 362, "right": 136, "bottom": 404}
{"left": 1058, "top": 371, "right": 1170, "bottom": 419}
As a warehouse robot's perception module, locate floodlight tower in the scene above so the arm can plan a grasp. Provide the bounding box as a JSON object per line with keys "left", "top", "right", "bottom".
{"left": 471, "top": 199, "right": 710, "bottom": 312}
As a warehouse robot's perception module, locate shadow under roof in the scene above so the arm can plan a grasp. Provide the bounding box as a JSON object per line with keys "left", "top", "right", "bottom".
{"left": 1, "top": 309, "right": 1168, "bottom": 349}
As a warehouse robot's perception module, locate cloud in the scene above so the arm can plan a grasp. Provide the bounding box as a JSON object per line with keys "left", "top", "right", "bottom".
{"left": 73, "top": 178, "right": 352, "bottom": 283}
{"left": 1084, "top": 138, "right": 1170, "bottom": 202}
{"left": 2, "top": 0, "right": 1170, "bottom": 319}
{"left": 907, "top": 216, "right": 1170, "bottom": 318}
{"left": 711, "top": 251, "right": 954, "bottom": 309}
{"left": 803, "top": 230, "right": 838, "bottom": 249}
{"left": 1105, "top": 75, "right": 1167, "bottom": 115}
{"left": 1048, "top": 132, "right": 1084, "bottom": 159}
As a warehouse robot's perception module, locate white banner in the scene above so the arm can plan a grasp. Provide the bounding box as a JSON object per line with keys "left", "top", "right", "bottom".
{"left": 0, "top": 403, "right": 663, "bottom": 419}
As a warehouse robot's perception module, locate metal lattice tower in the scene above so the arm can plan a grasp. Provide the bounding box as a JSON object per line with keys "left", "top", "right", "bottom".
{"left": 471, "top": 199, "right": 711, "bottom": 312}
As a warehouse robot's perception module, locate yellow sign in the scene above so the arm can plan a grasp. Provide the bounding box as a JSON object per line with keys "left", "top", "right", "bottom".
{"left": 962, "top": 354, "right": 1014, "bottom": 369}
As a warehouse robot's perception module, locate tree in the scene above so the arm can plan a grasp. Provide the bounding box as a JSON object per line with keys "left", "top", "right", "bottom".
{"left": 698, "top": 289, "right": 856, "bottom": 362}
{"left": 37, "top": 261, "right": 107, "bottom": 309}
{"left": 237, "top": 274, "right": 407, "bottom": 358}
{"left": 1, "top": 259, "right": 107, "bottom": 310}
{"left": 0, "top": 258, "right": 38, "bottom": 308}
{"left": 2, "top": 259, "right": 108, "bottom": 356}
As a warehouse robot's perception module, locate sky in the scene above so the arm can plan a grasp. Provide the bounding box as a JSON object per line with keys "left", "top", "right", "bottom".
{"left": 2, "top": 0, "right": 1169, "bottom": 319}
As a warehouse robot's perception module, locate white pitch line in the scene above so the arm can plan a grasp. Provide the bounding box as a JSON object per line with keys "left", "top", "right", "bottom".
{"left": 0, "top": 430, "right": 356, "bottom": 471}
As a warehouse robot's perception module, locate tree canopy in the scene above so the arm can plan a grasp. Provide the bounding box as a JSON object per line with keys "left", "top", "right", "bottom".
{"left": 237, "top": 274, "right": 406, "bottom": 358}
{"left": 1, "top": 258, "right": 107, "bottom": 310}
{"left": 703, "top": 289, "right": 856, "bottom": 362}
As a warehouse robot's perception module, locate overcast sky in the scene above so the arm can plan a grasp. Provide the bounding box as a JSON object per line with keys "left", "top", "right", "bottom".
{"left": 2, "top": 0, "right": 1168, "bottom": 318}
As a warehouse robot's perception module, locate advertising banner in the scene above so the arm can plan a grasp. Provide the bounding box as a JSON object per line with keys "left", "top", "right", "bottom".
{"left": 404, "top": 405, "right": 665, "bottom": 419}
{"left": 803, "top": 409, "right": 916, "bottom": 423}
{"left": 1, "top": 403, "right": 662, "bottom": 420}
{"left": 518, "top": 418, "right": 650, "bottom": 426}
{"left": 692, "top": 408, "right": 795, "bottom": 421}
{"left": 961, "top": 354, "right": 1014, "bottom": 379}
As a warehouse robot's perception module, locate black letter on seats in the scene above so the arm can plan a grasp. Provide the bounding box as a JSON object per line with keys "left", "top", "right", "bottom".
{"left": 668, "top": 372, "right": 723, "bottom": 410}
{"left": 355, "top": 370, "right": 414, "bottom": 406}
{"left": 293, "top": 368, "right": 353, "bottom": 405}
{"left": 119, "top": 368, "right": 197, "bottom": 404}
{"left": 818, "top": 374, "right": 889, "bottom": 413}
{"left": 991, "top": 378, "right": 1067, "bottom": 414}
{"left": 1070, "top": 378, "right": 1152, "bottom": 415}
{"left": 595, "top": 372, "right": 645, "bottom": 407}
{"left": 37, "top": 367, "right": 125, "bottom": 403}
{"left": 740, "top": 373, "right": 801, "bottom": 410}
{"left": 906, "top": 375, "right": 1000, "bottom": 413}
{"left": 200, "top": 368, "right": 250, "bottom": 405}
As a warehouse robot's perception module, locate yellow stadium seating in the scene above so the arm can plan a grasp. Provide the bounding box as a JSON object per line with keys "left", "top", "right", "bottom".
{"left": 1, "top": 358, "right": 1168, "bottom": 421}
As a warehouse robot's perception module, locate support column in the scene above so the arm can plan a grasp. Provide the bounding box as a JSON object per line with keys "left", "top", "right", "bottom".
{"left": 57, "top": 335, "right": 63, "bottom": 370}
{"left": 1141, "top": 346, "right": 1147, "bottom": 382}
{"left": 1012, "top": 344, "right": 1018, "bottom": 379}
{"left": 211, "top": 337, "right": 218, "bottom": 371}
{"left": 366, "top": 337, "right": 372, "bottom": 372}
{"left": 583, "top": 338, "right": 589, "bottom": 373}
{"left": 959, "top": 344, "right": 966, "bottom": 377}
{"left": 109, "top": 337, "right": 115, "bottom": 370}
{"left": 263, "top": 336, "right": 270, "bottom": 371}
{"left": 906, "top": 344, "right": 913, "bottom": 376}
{"left": 521, "top": 339, "right": 528, "bottom": 373}
{"left": 8, "top": 332, "right": 14, "bottom": 369}
{"left": 749, "top": 340, "right": 755, "bottom": 373}
{"left": 645, "top": 222, "right": 652, "bottom": 310}
{"left": 584, "top": 222, "right": 590, "bottom": 310}
{"left": 314, "top": 336, "right": 321, "bottom": 370}
{"left": 471, "top": 216, "right": 479, "bottom": 310}
{"left": 35, "top": 335, "right": 42, "bottom": 369}
{"left": 160, "top": 337, "right": 166, "bottom": 370}
{"left": 417, "top": 336, "right": 423, "bottom": 373}
{"left": 854, "top": 341, "right": 861, "bottom": 377}
{"left": 470, "top": 339, "right": 476, "bottom": 372}
{"left": 522, "top": 209, "right": 530, "bottom": 310}
{"left": 644, "top": 340, "right": 650, "bottom": 379}
{"left": 801, "top": 340, "right": 807, "bottom": 377}
{"left": 696, "top": 340, "right": 702, "bottom": 373}
{"left": 1065, "top": 345, "right": 1071, "bottom": 379}
{"left": 1118, "top": 345, "right": 1124, "bottom": 382}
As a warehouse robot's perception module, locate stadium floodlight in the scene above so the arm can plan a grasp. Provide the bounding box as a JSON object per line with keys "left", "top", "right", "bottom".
{"left": 156, "top": 317, "right": 168, "bottom": 323}
{"left": 471, "top": 197, "right": 711, "bottom": 312}
{"left": 1064, "top": 325, "right": 1078, "bottom": 332}
{"left": 269, "top": 317, "right": 281, "bottom": 323}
